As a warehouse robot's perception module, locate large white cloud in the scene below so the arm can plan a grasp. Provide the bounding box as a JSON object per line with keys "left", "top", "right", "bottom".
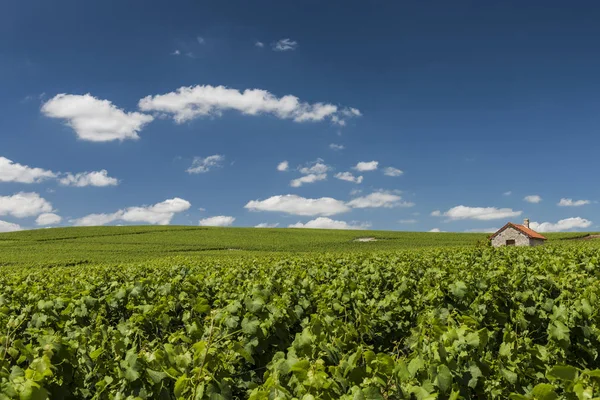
{"left": 245, "top": 194, "right": 350, "bottom": 216}
{"left": 0, "top": 157, "right": 56, "bottom": 183}
{"left": 187, "top": 155, "right": 224, "bottom": 174}
{"left": 432, "top": 206, "right": 522, "bottom": 221}
{"left": 347, "top": 192, "right": 413, "bottom": 208}
{"left": 289, "top": 217, "right": 369, "bottom": 230}
{"left": 199, "top": 215, "right": 235, "bottom": 227}
{"left": 524, "top": 195, "right": 542, "bottom": 204}
{"left": 72, "top": 197, "right": 191, "bottom": 226}
{"left": 353, "top": 161, "right": 378, "bottom": 172}
{"left": 558, "top": 198, "right": 591, "bottom": 207}
{"left": 530, "top": 217, "right": 592, "bottom": 232}
{"left": 0, "top": 220, "right": 22, "bottom": 232}
{"left": 59, "top": 170, "right": 119, "bottom": 187}
{"left": 138, "top": 85, "right": 359, "bottom": 126}
{"left": 0, "top": 192, "right": 53, "bottom": 218}
{"left": 36, "top": 213, "right": 62, "bottom": 226}
{"left": 334, "top": 172, "right": 363, "bottom": 184}
{"left": 42, "top": 94, "right": 154, "bottom": 142}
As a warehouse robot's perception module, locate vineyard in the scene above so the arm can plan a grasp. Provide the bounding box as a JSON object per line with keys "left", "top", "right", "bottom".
{"left": 2, "top": 232, "right": 600, "bottom": 399}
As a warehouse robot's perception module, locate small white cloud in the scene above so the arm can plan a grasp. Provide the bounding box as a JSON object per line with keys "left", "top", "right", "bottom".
{"left": 255, "top": 41, "right": 264, "bottom": 48}
{"left": 272, "top": 38, "right": 297, "bottom": 51}
{"left": 187, "top": 155, "right": 224, "bottom": 174}
{"left": 429, "top": 228, "right": 444, "bottom": 232}
{"left": 198, "top": 207, "right": 206, "bottom": 212}
{"left": 329, "top": 143, "right": 345, "bottom": 151}
{"left": 399, "top": 219, "right": 417, "bottom": 224}
{"left": 0, "top": 192, "right": 53, "bottom": 218}
{"left": 342, "top": 108, "right": 361, "bottom": 117}
{"left": 503, "top": 191, "right": 512, "bottom": 196}
{"left": 42, "top": 94, "right": 154, "bottom": 142}
{"left": 290, "top": 173, "right": 326, "bottom": 187}
{"left": 299, "top": 160, "right": 330, "bottom": 175}
{"left": 289, "top": 217, "right": 369, "bottom": 230}
{"left": 0, "top": 220, "right": 22, "bottom": 232}
{"left": 464, "top": 227, "right": 498, "bottom": 233}
{"left": 199, "top": 215, "right": 235, "bottom": 227}
{"left": 197, "top": 36, "right": 205, "bottom": 44}
{"left": 433, "top": 205, "right": 522, "bottom": 221}
{"left": 531, "top": 217, "right": 592, "bottom": 232}
{"left": 524, "top": 195, "right": 542, "bottom": 204}
{"left": 353, "top": 161, "right": 378, "bottom": 172}
{"left": 255, "top": 222, "right": 279, "bottom": 228}
{"left": 171, "top": 50, "right": 181, "bottom": 56}
{"left": 72, "top": 198, "right": 191, "bottom": 226}
{"left": 334, "top": 172, "right": 363, "bottom": 184}
{"left": 277, "top": 161, "right": 289, "bottom": 172}
{"left": 0, "top": 157, "right": 57, "bottom": 183}
{"left": 331, "top": 115, "right": 346, "bottom": 126}
{"left": 138, "top": 84, "right": 359, "bottom": 126}
{"left": 245, "top": 194, "right": 350, "bottom": 216}
{"left": 59, "top": 170, "right": 118, "bottom": 187}
{"left": 36, "top": 213, "right": 62, "bottom": 226}
{"left": 383, "top": 167, "right": 403, "bottom": 177}
{"left": 558, "top": 198, "right": 591, "bottom": 207}
{"left": 347, "top": 192, "right": 414, "bottom": 209}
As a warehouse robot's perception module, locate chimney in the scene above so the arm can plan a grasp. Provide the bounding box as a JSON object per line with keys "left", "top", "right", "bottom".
{"left": 524, "top": 218, "right": 530, "bottom": 228}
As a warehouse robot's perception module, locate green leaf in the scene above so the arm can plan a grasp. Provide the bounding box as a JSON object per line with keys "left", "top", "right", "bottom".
{"left": 18, "top": 381, "right": 49, "bottom": 400}
{"left": 531, "top": 383, "right": 558, "bottom": 400}
{"left": 408, "top": 357, "right": 424, "bottom": 377}
{"left": 242, "top": 318, "right": 260, "bottom": 335}
{"left": 436, "top": 364, "right": 453, "bottom": 393}
{"left": 124, "top": 367, "right": 140, "bottom": 382}
{"left": 174, "top": 374, "right": 189, "bottom": 398}
{"left": 548, "top": 321, "right": 570, "bottom": 342}
{"left": 547, "top": 365, "right": 578, "bottom": 381}
{"left": 146, "top": 368, "right": 168, "bottom": 384}
{"left": 361, "top": 387, "right": 384, "bottom": 400}
{"left": 449, "top": 281, "right": 467, "bottom": 299}
{"left": 502, "top": 368, "right": 518, "bottom": 385}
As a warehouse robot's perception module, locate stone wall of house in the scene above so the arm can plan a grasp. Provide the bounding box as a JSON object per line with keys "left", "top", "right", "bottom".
{"left": 491, "top": 227, "right": 530, "bottom": 247}
{"left": 529, "top": 238, "right": 545, "bottom": 247}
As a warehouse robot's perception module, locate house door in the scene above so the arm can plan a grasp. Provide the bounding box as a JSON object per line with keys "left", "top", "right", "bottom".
{"left": 506, "top": 239, "right": 516, "bottom": 246}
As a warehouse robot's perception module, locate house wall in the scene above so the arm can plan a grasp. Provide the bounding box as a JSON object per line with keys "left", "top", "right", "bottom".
{"left": 491, "top": 227, "right": 530, "bottom": 247}
{"left": 529, "top": 238, "right": 545, "bottom": 247}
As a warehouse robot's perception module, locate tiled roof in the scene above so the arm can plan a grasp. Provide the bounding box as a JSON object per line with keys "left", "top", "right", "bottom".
{"left": 489, "top": 223, "right": 547, "bottom": 240}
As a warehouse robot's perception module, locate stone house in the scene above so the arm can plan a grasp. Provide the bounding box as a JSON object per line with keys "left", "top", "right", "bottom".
{"left": 489, "top": 219, "right": 547, "bottom": 247}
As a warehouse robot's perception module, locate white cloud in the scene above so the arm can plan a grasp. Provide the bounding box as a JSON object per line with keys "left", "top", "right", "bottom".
{"left": 36, "top": 213, "right": 62, "bottom": 226}
{"left": 255, "top": 222, "right": 279, "bottom": 228}
{"left": 354, "top": 161, "right": 378, "bottom": 172}
{"left": 465, "top": 227, "right": 498, "bottom": 233}
{"left": 383, "top": 167, "right": 403, "bottom": 177}
{"left": 524, "top": 195, "right": 542, "bottom": 204}
{"left": 72, "top": 197, "right": 191, "bottom": 226}
{"left": 0, "top": 157, "right": 56, "bottom": 183}
{"left": 329, "top": 143, "right": 345, "bottom": 151}
{"left": 199, "top": 215, "right": 235, "bottom": 227}
{"left": 299, "top": 160, "right": 330, "bottom": 175}
{"left": 138, "top": 85, "right": 359, "bottom": 126}
{"left": 59, "top": 170, "right": 118, "bottom": 187}
{"left": 290, "top": 174, "right": 327, "bottom": 187}
{"left": 0, "top": 220, "right": 22, "bottom": 232}
{"left": 0, "top": 192, "right": 53, "bottom": 218}
{"left": 429, "top": 228, "right": 444, "bottom": 232}
{"left": 558, "top": 198, "right": 591, "bottom": 207}
{"left": 399, "top": 219, "right": 417, "bottom": 224}
{"left": 42, "top": 94, "right": 154, "bottom": 142}
{"left": 197, "top": 36, "right": 205, "bottom": 44}
{"left": 272, "top": 38, "right": 297, "bottom": 51}
{"left": 255, "top": 41, "right": 264, "bottom": 48}
{"left": 503, "top": 191, "right": 512, "bottom": 196}
{"left": 434, "top": 205, "right": 522, "bottom": 221}
{"left": 342, "top": 108, "right": 362, "bottom": 117}
{"left": 245, "top": 194, "right": 350, "bottom": 216}
{"left": 289, "top": 217, "right": 369, "bottom": 230}
{"left": 277, "top": 161, "right": 289, "bottom": 172}
{"left": 187, "top": 155, "right": 224, "bottom": 174}
{"left": 334, "top": 172, "right": 363, "bottom": 184}
{"left": 431, "top": 210, "right": 442, "bottom": 217}
{"left": 531, "top": 217, "right": 592, "bottom": 232}
{"left": 171, "top": 50, "right": 181, "bottom": 56}
{"left": 347, "top": 192, "right": 414, "bottom": 209}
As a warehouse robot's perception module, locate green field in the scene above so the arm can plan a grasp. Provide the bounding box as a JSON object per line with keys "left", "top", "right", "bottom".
{"left": 2, "top": 227, "right": 600, "bottom": 399}
{"left": 0, "top": 225, "right": 594, "bottom": 267}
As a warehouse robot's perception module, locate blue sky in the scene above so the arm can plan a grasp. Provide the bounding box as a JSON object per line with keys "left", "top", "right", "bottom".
{"left": 1, "top": 0, "right": 599, "bottom": 233}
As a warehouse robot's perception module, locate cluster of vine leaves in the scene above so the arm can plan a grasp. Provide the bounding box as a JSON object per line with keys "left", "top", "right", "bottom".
{"left": 1, "top": 245, "right": 600, "bottom": 399}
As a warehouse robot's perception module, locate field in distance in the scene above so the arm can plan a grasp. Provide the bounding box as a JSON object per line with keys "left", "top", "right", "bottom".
{"left": 0, "top": 225, "right": 596, "bottom": 267}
